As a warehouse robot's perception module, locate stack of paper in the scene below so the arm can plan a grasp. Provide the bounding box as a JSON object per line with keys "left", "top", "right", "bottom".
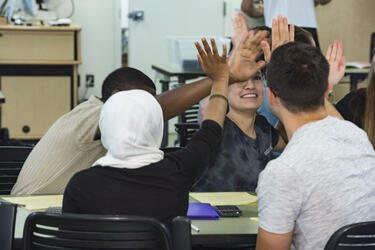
{"left": 2, "top": 195, "right": 63, "bottom": 210}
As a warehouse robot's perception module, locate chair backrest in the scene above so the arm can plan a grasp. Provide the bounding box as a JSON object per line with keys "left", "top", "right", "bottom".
{"left": 172, "top": 216, "right": 192, "bottom": 250}
{"left": 0, "top": 146, "right": 33, "bottom": 194}
{"left": 23, "top": 212, "right": 173, "bottom": 250}
{"left": 324, "top": 221, "right": 375, "bottom": 250}
{"left": 0, "top": 202, "right": 17, "bottom": 250}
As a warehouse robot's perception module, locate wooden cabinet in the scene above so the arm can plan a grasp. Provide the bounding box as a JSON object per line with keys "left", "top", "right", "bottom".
{"left": 0, "top": 24, "right": 81, "bottom": 139}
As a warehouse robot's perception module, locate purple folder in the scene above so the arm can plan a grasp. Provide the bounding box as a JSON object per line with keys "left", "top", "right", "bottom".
{"left": 187, "top": 203, "right": 219, "bottom": 220}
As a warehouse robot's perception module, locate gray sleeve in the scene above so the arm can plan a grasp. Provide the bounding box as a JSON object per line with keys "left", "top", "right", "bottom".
{"left": 256, "top": 160, "right": 303, "bottom": 234}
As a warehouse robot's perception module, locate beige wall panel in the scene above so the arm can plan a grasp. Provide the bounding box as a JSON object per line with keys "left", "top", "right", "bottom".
{"left": 1, "top": 76, "right": 71, "bottom": 139}
{"left": 0, "top": 31, "right": 74, "bottom": 62}
{"left": 316, "top": 0, "right": 375, "bottom": 62}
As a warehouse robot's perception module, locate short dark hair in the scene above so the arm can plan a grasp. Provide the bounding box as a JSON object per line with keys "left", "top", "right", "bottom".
{"left": 266, "top": 42, "right": 329, "bottom": 113}
{"left": 101, "top": 67, "right": 156, "bottom": 102}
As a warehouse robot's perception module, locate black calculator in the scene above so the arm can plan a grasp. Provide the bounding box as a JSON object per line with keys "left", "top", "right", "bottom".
{"left": 214, "top": 205, "right": 242, "bottom": 217}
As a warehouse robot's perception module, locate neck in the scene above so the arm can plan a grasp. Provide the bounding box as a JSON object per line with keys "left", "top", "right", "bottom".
{"left": 227, "top": 109, "right": 257, "bottom": 138}
{"left": 280, "top": 107, "right": 328, "bottom": 140}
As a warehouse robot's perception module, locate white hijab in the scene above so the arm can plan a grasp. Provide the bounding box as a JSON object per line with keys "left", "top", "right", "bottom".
{"left": 93, "top": 90, "right": 164, "bottom": 169}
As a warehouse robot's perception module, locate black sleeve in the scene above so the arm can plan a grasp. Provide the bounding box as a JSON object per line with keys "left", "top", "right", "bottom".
{"left": 167, "top": 119, "right": 222, "bottom": 179}
{"left": 62, "top": 174, "right": 82, "bottom": 214}
{"left": 336, "top": 91, "right": 356, "bottom": 122}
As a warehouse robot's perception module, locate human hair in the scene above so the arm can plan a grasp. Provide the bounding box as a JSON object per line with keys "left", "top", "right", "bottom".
{"left": 294, "top": 26, "right": 314, "bottom": 46}
{"left": 364, "top": 64, "right": 375, "bottom": 148}
{"left": 101, "top": 67, "right": 156, "bottom": 102}
{"left": 266, "top": 42, "right": 329, "bottom": 113}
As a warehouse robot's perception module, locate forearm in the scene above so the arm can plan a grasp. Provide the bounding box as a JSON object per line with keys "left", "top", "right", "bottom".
{"left": 203, "top": 77, "right": 229, "bottom": 128}
{"left": 325, "top": 98, "right": 343, "bottom": 120}
{"left": 241, "top": 0, "right": 263, "bottom": 18}
{"left": 156, "top": 78, "right": 212, "bottom": 121}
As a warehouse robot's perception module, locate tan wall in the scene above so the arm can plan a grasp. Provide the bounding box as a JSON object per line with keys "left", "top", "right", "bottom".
{"left": 316, "top": 0, "right": 375, "bottom": 62}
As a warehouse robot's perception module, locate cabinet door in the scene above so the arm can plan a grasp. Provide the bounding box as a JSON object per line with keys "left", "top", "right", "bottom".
{"left": 1, "top": 76, "right": 71, "bottom": 139}
{"left": 0, "top": 31, "right": 75, "bottom": 62}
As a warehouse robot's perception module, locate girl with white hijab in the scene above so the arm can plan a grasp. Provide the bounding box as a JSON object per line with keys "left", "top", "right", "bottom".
{"left": 62, "top": 38, "right": 230, "bottom": 225}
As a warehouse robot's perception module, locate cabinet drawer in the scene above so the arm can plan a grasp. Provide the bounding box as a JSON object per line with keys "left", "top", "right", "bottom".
{"left": 1, "top": 76, "right": 71, "bottom": 139}
{"left": 0, "top": 30, "right": 75, "bottom": 62}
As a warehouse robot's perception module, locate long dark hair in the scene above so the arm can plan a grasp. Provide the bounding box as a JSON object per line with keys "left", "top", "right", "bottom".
{"left": 364, "top": 62, "right": 375, "bottom": 148}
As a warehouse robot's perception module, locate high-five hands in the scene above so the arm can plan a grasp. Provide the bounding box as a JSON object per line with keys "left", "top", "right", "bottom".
{"left": 229, "top": 30, "right": 268, "bottom": 83}
{"left": 231, "top": 13, "right": 248, "bottom": 49}
{"left": 261, "top": 15, "right": 295, "bottom": 62}
{"left": 325, "top": 40, "right": 346, "bottom": 95}
{"left": 195, "top": 38, "right": 229, "bottom": 82}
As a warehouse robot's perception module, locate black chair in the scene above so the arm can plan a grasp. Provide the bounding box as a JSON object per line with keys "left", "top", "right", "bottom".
{"left": 0, "top": 146, "right": 33, "bottom": 194}
{"left": 23, "top": 212, "right": 192, "bottom": 250}
{"left": 0, "top": 202, "right": 18, "bottom": 250}
{"left": 324, "top": 221, "right": 375, "bottom": 250}
{"left": 175, "top": 104, "right": 200, "bottom": 147}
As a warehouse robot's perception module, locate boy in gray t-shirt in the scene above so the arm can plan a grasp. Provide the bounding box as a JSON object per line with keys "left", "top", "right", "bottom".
{"left": 257, "top": 116, "right": 375, "bottom": 250}
{"left": 255, "top": 40, "right": 375, "bottom": 249}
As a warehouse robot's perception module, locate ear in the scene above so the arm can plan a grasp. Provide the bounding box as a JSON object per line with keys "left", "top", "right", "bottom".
{"left": 266, "top": 87, "right": 276, "bottom": 105}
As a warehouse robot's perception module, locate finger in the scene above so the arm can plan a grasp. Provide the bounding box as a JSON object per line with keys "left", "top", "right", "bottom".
{"left": 325, "top": 43, "right": 332, "bottom": 61}
{"left": 195, "top": 41, "right": 206, "bottom": 58}
{"left": 289, "top": 23, "right": 295, "bottom": 42}
{"left": 278, "top": 15, "right": 285, "bottom": 41}
{"left": 331, "top": 40, "right": 337, "bottom": 61}
{"left": 261, "top": 40, "right": 271, "bottom": 62}
{"left": 197, "top": 53, "right": 204, "bottom": 67}
{"left": 337, "top": 41, "right": 343, "bottom": 62}
{"left": 240, "top": 32, "right": 251, "bottom": 48}
{"left": 202, "top": 38, "right": 212, "bottom": 55}
{"left": 339, "top": 56, "right": 346, "bottom": 69}
{"left": 222, "top": 43, "right": 227, "bottom": 59}
{"left": 253, "top": 60, "right": 266, "bottom": 72}
{"left": 272, "top": 18, "right": 278, "bottom": 47}
{"left": 211, "top": 38, "right": 219, "bottom": 57}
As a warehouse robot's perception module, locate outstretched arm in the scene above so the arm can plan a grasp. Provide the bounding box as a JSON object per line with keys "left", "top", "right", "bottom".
{"left": 157, "top": 30, "right": 268, "bottom": 121}
{"left": 156, "top": 78, "right": 212, "bottom": 121}
{"left": 196, "top": 38, "right": 229, "bottom": 127}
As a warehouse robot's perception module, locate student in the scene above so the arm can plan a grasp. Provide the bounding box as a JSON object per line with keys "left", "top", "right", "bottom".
{"left": 11, "top": 29, "right": 268, "bottom": 195}
{"left": 194, "top": 16, "right": 344, "bottom": 192}
{"left": 63, "top": 38, "right": 229, "bottom": 225}
{"left": 336, "top": 52, "right": 375, "bottom": 149}
{"left": 256, "top": 42, "right": 375, "bottom": 250}
{"left": 241, "top": 0, "right": 333, "bottom": 48}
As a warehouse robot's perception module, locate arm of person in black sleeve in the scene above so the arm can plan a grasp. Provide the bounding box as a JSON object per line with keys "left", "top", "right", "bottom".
{"left": 169, "top": 38, "right": 229, "bottom": 179}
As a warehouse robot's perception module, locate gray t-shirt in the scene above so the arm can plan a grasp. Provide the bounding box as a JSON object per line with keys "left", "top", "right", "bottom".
{"left": 257, "top": 116, "right": 375, "bottom": 250}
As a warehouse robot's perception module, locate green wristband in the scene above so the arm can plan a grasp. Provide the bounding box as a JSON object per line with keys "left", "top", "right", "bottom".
{"left": 209, "top": 94, "right": 230, "bottom": 114}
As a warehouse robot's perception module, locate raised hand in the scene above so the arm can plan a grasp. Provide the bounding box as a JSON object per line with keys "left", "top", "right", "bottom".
{"left": 228, "top": 30, "right": 268, "bottom": 83}
{"left": 261, "top": 15, "right": 295, "bottom": 62}
{"left": 231, "top": 13, "right": 248, "bottom": 49}
{"left": 195, "top": 38, "right": 228, "bottom": 82}
{"left": 326, "top": 40, "right": 346, "bottom": 95}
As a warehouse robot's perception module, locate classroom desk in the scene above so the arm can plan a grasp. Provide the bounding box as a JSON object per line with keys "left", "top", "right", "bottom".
{"left": 1, "top": 193, "right": 259, "bottom": 247}
{"left": 344, "top": 68, "right": 370, "bottom": 91}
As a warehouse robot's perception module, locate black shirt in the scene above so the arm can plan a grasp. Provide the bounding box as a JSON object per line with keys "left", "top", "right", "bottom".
{"left": 62, "top": 120, "right": 222, "bottom": 225}
{"left": 336, "top": 88, "right": 366, "bottom": 129}
{"left": 192, "top": 115, "right": 279, "bottom": 192}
